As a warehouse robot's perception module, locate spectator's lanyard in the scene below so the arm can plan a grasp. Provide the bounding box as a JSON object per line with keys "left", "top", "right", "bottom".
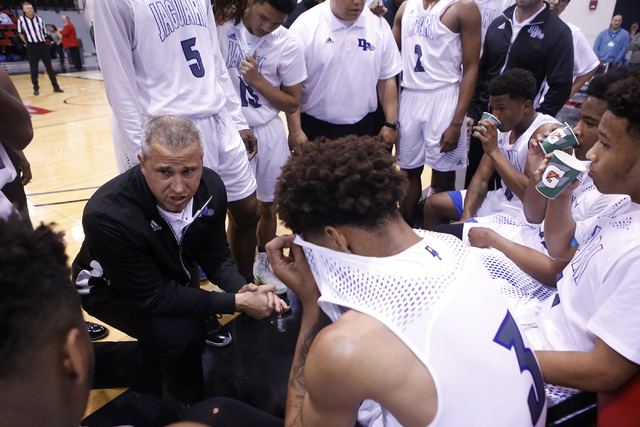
{"left": 609, "top": 29, "right": 621, "bottom": 41}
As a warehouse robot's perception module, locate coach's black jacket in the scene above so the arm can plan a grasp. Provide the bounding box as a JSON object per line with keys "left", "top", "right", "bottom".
{"left": 72, "top": 166, "right": 245, "bottom": 316}
{"left": 468, "top": 1, "right": 574, "bottom": 121}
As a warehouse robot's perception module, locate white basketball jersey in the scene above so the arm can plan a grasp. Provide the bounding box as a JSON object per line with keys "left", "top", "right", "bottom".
{"left": 217, "top": 21, "right": 307, "bottom": 126}
{"left": 496, "top": 113, "right": 558, "bottom": 203}
{"left": 401, "top": 0, "right": 462, "bottom": 91}
{"left": 97, "top": 0, "right": 227, "bottom": 120}
{"left": 539, "top": 196, "right": 640, "bottom": 366}
{"left": 295, "top": 230, "right": 547, "bottom": 427}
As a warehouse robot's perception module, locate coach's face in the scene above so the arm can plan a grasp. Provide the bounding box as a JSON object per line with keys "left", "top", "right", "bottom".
{"left": 23, "top": 3, "right": 34, "bottom": 18}
{"left": 139, "top": 138, "right": 203, "bottom": 213}
{"left": 330, "top": 0, "right": 364, "bottom": 21}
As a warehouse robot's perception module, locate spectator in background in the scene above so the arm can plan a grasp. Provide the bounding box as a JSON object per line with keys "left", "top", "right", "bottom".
{"left": 623, "top": 22, "right": 638, "bottom": 66}
{"left": 593, "top": 15, "right": 629, "bottom": 69}
{"left": 629, "top": 28, "right": 640, "bottom": 69}
{"left": 17, "top": 2, "right": 63, "bottom": 95}
{"left": 60, "top": 15, "right": 83, "bottom": 71}
{"left": 48, "top": 24, "right": 66, "bottom": 73}
{"left": 0, "top": 11, "right": 12, "bottom": 25}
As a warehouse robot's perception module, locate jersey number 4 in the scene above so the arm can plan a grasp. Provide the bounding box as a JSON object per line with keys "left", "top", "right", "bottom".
{"left": 494, "top": 311, "right": 546, "bottom": 426}
{"left": 181, "top": 38, "right": 205, "bottom": 78}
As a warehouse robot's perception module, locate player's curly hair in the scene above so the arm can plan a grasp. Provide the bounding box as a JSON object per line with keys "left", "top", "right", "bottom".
{"left": 275, "top": 136, "right": 408, "bottom": 236}
{"left": 606, "top": 70, "right": 640, "bottom": 140}
{"left": 0, "top": 217, "right": 82, "bottom": 380}
{"left": 488, "top": 68, "right": 536, "bottom": 102}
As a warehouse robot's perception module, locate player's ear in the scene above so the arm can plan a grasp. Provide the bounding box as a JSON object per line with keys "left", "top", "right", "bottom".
{"left": 323, "top": 226, "right": 351, "bottom": 254}
{"left": 523, "top": 99, "right": 533, "bottom": 113}
{"left": 62, "top": 327, "right": 92, "bottom": 387}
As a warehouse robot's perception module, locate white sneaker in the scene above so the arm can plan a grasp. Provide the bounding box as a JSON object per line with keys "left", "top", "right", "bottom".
{"left": 253, "top": 253, "right": 288, "bottom": 295}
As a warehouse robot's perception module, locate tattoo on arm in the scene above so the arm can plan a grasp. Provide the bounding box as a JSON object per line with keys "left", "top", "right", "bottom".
{"left": 289, "top": 311, "right": 330, "bottom": 427}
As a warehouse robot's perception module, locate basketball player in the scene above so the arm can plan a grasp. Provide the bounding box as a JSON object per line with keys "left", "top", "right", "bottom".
{"left": 423, "top": 69, "right": 558, "bottom": 229}
{"left": 392, "top": 0, "right": 481, "bottom": 224}
{"left": 269, "top": 136, "right": 547, "bottom": 426}
{"left": 461, "top": 70, "right": 627, "bottom": 285}
{"left": 530, "top": 72, "right": 640, "bottom": 400}
{"left": 217, "top": 0, "right": 306, "bottom": 294}
{"left": 94, "top": 0, "right": 260, "bottom": 279}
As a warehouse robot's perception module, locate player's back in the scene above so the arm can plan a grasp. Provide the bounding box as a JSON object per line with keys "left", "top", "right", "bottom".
{"left": 297, "top": 230, "right": 547, "bottom": 426}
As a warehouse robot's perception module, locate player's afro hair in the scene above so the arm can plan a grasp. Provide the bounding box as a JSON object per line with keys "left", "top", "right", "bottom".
{"left": 275, "top": 135, "right": 408, "bottom": 237}
{"left": 606, "top": 70, "right": 640, "bottom": 140}
{"left": 488, "top": 68, "right": 537, "bottom": 102}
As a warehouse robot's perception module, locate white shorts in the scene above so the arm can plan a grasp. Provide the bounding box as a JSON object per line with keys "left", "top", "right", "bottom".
{"left": 450, "top": 189, "right": 527, "bottom": 223}
{"left": 462, "top": 213, "right": 541, "bottom": 249}
{"left": 249, "top": 116, "right": 290, "bottom": 203}
{"left": 396, "top": 87, "right": 468, "bottom": 172}
{"left": 194, "top": 108, "right": 257, "bottom": 202}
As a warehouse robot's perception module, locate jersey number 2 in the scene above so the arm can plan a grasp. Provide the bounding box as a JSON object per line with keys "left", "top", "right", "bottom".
{"left": 181, "top": 38, "right": 205, "bottom": 78}
{"left": 494, "top": 311, "right": 545, "bottom": 426}
{"left": 414, "top": 44, "right": 425, "bottom": 72}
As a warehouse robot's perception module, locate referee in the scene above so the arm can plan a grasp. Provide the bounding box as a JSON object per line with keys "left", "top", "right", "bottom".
{"left": 17, "top": 2, "right": 63, "bottom": 96}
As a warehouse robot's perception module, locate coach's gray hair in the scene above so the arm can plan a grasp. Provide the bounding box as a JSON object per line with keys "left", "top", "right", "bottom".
{"left": 141, "top": 116, "right": 204, "bottom": 159}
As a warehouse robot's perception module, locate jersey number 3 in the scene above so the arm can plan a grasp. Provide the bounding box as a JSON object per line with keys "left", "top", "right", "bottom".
{"left": 494, "top": 311, "right": 545, "bottom": 425}
{"left": 181, "top": 38, "right": 205, "bottom": 78}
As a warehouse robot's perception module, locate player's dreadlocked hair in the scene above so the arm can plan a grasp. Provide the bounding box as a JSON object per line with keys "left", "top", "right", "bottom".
{"left": 275, "top": 135, "right": 408, "bottom": 237}
{"left": 606, "top": 70, "right": 640, "bottom": 141}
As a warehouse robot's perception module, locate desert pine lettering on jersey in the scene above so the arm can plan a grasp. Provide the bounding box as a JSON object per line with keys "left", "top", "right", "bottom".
{"left": 149, "top": 0, "right": 208, "bottom": 42}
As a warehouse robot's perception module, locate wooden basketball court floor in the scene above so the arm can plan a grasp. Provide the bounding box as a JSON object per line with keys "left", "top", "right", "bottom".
{"left": 9, "top": 70, "right": 434, "bottom": 423}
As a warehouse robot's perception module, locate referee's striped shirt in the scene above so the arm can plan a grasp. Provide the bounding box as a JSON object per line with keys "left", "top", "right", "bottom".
{"left": 17, "top": 14, "right": 47, "bottom": 43}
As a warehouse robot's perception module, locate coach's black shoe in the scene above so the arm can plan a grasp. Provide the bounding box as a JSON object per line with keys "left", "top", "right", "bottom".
{"left": 87, "top": 321, "right": 109, "bottom": 341}
{"left": 33, "top": 90, "right": 39, "bottom": 96}
{"left": 204, "top": 315, "right": 232, "bottom": 347}
{"left": 53, "top": 87, "right": 64, "bottom": 93}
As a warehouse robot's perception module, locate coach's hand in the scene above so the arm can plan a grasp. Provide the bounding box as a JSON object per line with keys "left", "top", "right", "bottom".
{"left": 236, "top": 283, "right": 279, "bottom": 319}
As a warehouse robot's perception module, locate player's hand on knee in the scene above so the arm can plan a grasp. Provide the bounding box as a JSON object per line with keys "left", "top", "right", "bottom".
{"left": 468, "top": 227, "right": 497, "bottom": 249}
{"left": 266, "top": 235, "right": 319, "bottom": 306}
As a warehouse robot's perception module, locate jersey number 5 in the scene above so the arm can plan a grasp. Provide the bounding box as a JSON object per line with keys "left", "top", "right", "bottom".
{"left": 494, "top": 311, "right": 545, "bottom": 426}
{"left": 181, "top": 38, "right": 205, "bottom": 78}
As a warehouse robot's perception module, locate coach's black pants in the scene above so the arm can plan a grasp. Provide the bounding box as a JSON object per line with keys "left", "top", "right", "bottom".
{"left": 26, "top": 42, "right": 60, "bottom": 91}
{"left": 82, "top": 288, "right": 206, "bottom": 405}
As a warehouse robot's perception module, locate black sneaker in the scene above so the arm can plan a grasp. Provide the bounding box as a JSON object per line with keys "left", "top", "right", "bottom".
{"left": 204, "top": 315, "right": 232, "bottom": 347}
{"left": 87, "top": 321, "right": 109, "bottom": 341}
{"left": 33, "top": 90, "right": 39, "bottom": 96}
{"left": 53, "top": 87, "right": 64, "bottom": 93}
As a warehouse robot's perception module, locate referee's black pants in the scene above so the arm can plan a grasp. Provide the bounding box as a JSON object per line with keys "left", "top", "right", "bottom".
{"left": 26, "top": 42, "right": 60, "bottom": 91}
{"left": 81, "top": 288, "right": 206, "bottom": 406}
